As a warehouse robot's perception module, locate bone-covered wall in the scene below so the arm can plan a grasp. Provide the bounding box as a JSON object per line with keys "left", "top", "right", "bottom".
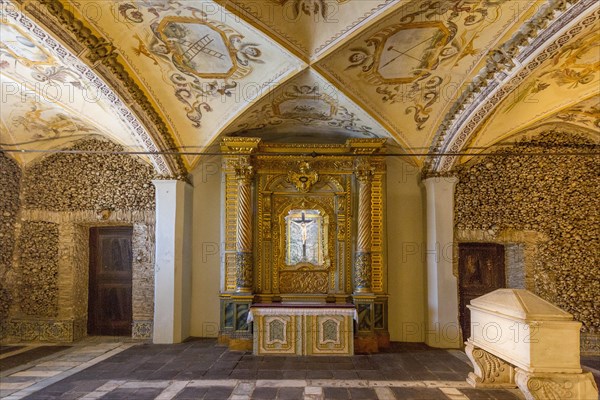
{"left": 18, "top": 221, "right": 59, "bottom": 317}
{"left": 0, "top": 154, "right": 21, "bottom": 322}
{"left": 22, "top": 140, "right": 155, "bottom": 211}
{"left": 454, "top": 130, "right": 599, "bottom": 353}
{"left": 2, "top": 139, "right": 157, "bottom": 342}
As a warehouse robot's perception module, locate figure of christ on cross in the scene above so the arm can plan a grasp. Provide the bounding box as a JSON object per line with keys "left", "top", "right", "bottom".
{"left": 290, "top": 212, "right": 316, "bottom": 263}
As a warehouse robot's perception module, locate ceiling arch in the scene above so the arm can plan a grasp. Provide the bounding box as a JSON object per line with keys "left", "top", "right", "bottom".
{"left": 1, "top": 0, "right": 598, "bottom": 176}
{"left": 430, "top": 0, "right": 600, "bottom": 172}
{"left": 0, "top": 3, "right": 177, "bottom": 175}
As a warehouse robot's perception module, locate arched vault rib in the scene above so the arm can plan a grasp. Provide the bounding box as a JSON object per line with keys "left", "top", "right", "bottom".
{"left": 428, "top": 0, "right": 599, "bottom": 174}
{"left": 8, "top": 0, "right": 187, "bottom": 177}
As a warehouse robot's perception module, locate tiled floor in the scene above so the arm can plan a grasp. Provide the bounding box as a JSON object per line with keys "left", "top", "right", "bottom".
{"left": 0, "top": 339, "right": 597, "bottom": 400}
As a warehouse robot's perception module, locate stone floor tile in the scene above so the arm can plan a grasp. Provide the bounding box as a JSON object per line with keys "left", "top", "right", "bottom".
{"left": 331, "top": 370, "right": 359, "bottom": 380}
{"left": 11, "top": 370, "right": 62, "bottom": 377}
{"left": 305, "top": 386, "right": 323, "bottom": 395}
{"left": 251, "top": 386, "right": 278, "bottom": 399}
{"left": 357, "top": 370, "right": 384, "bottom": 380}
{"left": 173, "top": 387, "right": 209, "bottom": 399}
{"left": 348, "top": 387, "right": 378, "bottom": 400}
{"left": 257, "top": 370, "right": 285, "bottom": 379}
{"left": 229, "top": 369, "right": 257, "bottom": 380}
{"left": 0, "top": 382, "right": 33, "bottom": 390}
{"left": 282, "top": 369, "right": 307, "bottom": 379}
{"left": 389, "top": 387, "right": 448, "bottom": 399}
{"left": 203, "top": 386, "right": 234, "bottom": 400}
{"left": 306, "top": 370, "right": 334, "bottom": 379}
{"left": 278, "top": 387, "right": 305, "bottom": 399}
{"left": 374, "top": 387, "right": 396, "bottom": 400}
{"left": 323, "top": 387, "right": 350, "bottom": 399}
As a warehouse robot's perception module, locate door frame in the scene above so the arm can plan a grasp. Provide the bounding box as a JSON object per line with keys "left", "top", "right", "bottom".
{"left": 457, "top": 242, "right": 506, "bottom": 341}
{"left": 88, "top": 225, "right": 134, "bottom": 336}
{"left": 453, "top": 230, "right": 544, "bottom": 343}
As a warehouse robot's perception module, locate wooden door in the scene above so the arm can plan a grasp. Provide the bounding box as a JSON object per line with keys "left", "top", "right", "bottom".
{"left": 88, "top": 227, "right": 133, "bottom": 336}
{"left": 458, "top": 243, "right": 505, "bottom": 340}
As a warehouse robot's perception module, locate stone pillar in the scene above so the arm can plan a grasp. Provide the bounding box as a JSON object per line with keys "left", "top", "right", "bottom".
{"left": 152, "top": 179, "right": 193, "bottom": 344}
{"left": 234, "top": 158, "right": 255, "bottom": 293}
{"left": 423, "top": 176, "right": 460, "bottom": 348}
{"left": 354, "top": 158, "right": 373, "bottom": 294}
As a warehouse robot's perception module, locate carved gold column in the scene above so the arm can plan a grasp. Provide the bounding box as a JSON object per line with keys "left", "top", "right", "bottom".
{"left": 235, "top": 157, "right": 255, "bottom": 293}
{"left": 354, "top": 158, "right": 373, "bottom": 294}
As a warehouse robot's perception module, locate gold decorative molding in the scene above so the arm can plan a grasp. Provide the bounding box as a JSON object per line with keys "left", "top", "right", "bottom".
{"left": 287, "top": 161, "right": 319, "bottom": 193}
{"left": 221, "top": 137, "right": 262, "bottom": 154}
{"left": 279, "top": 271, "right": 328, "bottom": 294}
{"left": 221, "top": 139, "right": 387, "bottom": 300}
{"left": 354, "top": 157, "right": 373, "bottom": 293}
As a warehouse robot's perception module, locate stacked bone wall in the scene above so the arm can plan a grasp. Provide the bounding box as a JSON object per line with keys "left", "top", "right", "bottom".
{"left": 454, "top": 131, "right": 599, "bottom": 354}
{"left": 3, "top": 139, "right": 156, "bottom": 342}
{"left": 0, "top": 154, "right": 21, "bottom": 326}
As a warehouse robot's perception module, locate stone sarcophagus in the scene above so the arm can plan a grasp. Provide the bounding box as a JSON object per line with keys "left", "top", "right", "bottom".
{"left": 465, "top": 289, "right": 598, "bottom": 400}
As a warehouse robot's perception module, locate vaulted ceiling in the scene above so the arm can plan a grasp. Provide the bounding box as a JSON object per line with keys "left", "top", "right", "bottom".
{"left": 1, "top": 0, "right": 598, "bottom": 177}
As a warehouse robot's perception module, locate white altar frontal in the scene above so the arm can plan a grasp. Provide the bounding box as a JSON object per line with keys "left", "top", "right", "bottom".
{"left": 249, "top": 304, "right": 356, "bottom": 356}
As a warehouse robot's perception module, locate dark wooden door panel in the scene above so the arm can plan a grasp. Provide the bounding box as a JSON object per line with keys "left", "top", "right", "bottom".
{"left": 88, "top": 227, "right": 133, "bottom": 336}
{"left": 458, "top": 243, "right": 505, "bottom": 341}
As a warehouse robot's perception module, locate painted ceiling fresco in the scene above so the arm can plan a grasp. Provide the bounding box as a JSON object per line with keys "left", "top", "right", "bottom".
{"left": 79, "top": 0, "right": 304, "bottom": 166}
{"left": 467, "top": 25, "right": 600, "bottom": 151}
{"left": 217, "top": 0, "right": 401, "bottom": 61}
{"left": 222, "top": 69, "right": 391, "bottom": 143}
{"left": 0, "top": 12, "right": 161, "bottom": 167}
{"left": 315, "top": 0, "right": 540, "bottom": 153}
{"left": 1, "top": 0, "right": 599, "bottom": 174}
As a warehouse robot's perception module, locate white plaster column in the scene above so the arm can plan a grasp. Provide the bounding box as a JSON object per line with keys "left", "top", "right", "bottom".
{"left": 152, "top": 179, "right": 193, "bottom": 344}
{"left": 423, "top": 176, "right": 460, "bottom": 348}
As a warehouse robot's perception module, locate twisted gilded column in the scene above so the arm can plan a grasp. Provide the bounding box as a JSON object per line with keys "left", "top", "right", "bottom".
{"left": 235, "top": 158, "right": 255, "bottom": 293}
{"left": 354, "top": 158, "right": 373, "bottom": 293}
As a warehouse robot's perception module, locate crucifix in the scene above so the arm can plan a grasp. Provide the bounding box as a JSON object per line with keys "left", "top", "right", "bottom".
{"left": 291, "top": 211, "right": 315, "bottom": 262}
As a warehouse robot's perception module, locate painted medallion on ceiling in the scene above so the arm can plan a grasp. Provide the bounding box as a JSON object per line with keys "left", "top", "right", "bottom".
{"left": 225, "top": 70, "right": 389, "bottom": 142}
{"left": 316, "top": 0, "right": 533, "bottom": 156}
{"left": 117, "top": 2, "right": 266, "bottom": 128}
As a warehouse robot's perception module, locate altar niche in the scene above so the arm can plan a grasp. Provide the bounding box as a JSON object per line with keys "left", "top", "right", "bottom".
{"left": 219, "top": 138, "right": 389, "bottom": 353}
{"left": 285, "top": 209, "right": 326, "bottom": 267}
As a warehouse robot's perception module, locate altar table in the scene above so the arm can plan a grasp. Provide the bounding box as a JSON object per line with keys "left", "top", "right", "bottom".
{"left": 248, "top": 303, "right": 356, "bottom": 356}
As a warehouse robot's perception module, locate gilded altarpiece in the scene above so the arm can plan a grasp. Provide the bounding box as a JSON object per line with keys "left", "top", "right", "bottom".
{"left": 219, "top": 139, "right": 389, "bottom": 352}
